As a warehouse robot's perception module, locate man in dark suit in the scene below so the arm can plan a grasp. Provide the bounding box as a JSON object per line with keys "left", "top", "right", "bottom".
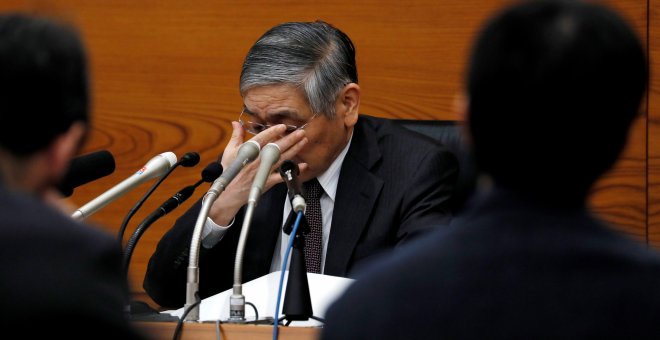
{"left": 144, "top": 21, "right": 458, "bottom": 308}
{"left": 322, "top": 0, "right": 660, "bottom": 338}
{"left": 0, "top": 14, "right": 144, "bottom": 338}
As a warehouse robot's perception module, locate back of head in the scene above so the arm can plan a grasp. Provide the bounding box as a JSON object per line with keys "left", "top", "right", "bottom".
{"left": 0, "top": 13, "right": 89, "bottom": 157}
{"left": 467, "top": 0, "right": 647, "bottom": 206}
{"left": 239, "top": 20, "right": 358, "bottom": 118}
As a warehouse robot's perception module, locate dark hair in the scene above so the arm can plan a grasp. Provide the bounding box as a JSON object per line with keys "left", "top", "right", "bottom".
{"left": 0, "top": 13, "right": 89, "bottom": 156}
{"left": 240, "top": 20, "right": 358, "bottom": 118}
{"left": 466, "top": 0, "right": 647, "bottom": 205}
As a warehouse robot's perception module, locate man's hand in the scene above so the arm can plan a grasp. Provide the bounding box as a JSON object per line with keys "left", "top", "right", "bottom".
{"left": 208, "top": 122, "right": 308, "bottom": 226}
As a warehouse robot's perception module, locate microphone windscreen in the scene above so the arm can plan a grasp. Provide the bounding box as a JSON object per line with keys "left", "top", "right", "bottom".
{"left": 201, "top": 162, "right": 223, "bottom": 183}
{"left": 180, "top": 152, "right": 200, "bottom": 167}
{"left": 279, "top": 159, "right": 299, "bottom": 177}
{"left": 57, "top": 150, "right": 116, "bottom": 197}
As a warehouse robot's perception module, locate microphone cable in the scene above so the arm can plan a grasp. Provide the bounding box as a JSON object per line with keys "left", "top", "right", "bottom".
{"left": 117, "top": 152, "right": 200, "bottom": 244}
{"left": 173, "top": 292, "right": 201, "bottom": 340}
{"left": 273, "top": 210, "right": 303, "bottom": 340}
{"left": 122, "top": 161, "right": 222, "bottom": 276}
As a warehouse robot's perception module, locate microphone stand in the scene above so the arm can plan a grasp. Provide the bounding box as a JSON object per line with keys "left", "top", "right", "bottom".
{"left": 184, "top": 140, "right": 261, "bottom": 322}
{"left": 122, "top": 209, "right": 162, "bottom": 276}
{"left": 116, "top": 166, "right": 176, "bottom": 243}
{"left": 226, "top": 196, "right": 257, "bottom": 322}
{"left": 184, "top": 185, "right": 221, "bottom": 321}
{"left": 121, "top": 210, "right": 167, "bottom": 318}
{"left": 279, "top": 210, "right": 324, "bottom": 325}
{"left": 228, "top": 143, "right": 281, "bottom": 323}
{"left": 123, "top": 180, "right": 206, "bottom": 277}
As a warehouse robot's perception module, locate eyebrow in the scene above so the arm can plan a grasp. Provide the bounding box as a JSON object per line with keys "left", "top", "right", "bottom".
{"left": 243, "top": 106, "right": 302, "bottom": 120}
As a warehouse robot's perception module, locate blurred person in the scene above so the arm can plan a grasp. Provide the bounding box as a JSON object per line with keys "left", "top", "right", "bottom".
{"left": 322, "top": 1, "right": 660, "bottom": 338}
{"left": 0, "top": 13, "right": 145, "bottom": 339}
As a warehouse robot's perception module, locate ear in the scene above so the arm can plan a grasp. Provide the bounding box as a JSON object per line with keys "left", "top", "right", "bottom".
{"left": 46, "top": 122, "right": 87, "bottom": 180}
{"left": 337, "top": 83, "right": 360, "bottom": 128}
{"left": 453, "top": 91, "right": 468, "bottom": 121}
{"left": 453, "top": 91, "right": 472, "bottom": 145}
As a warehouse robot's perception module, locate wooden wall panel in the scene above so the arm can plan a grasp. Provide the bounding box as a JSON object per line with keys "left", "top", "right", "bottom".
{"left": 589, "top": 0, "right": 648, "bottom": 242}
{"left": 649, "top": 0, "right": 660, "bottom": 247}
{"left": 0, "top": 0, "right": 650, "bottom": 301}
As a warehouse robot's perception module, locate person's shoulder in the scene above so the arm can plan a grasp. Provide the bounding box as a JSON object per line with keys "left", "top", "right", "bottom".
{"left": 600, "top": 225, "right": 660, "bottom": 271}
{"left": 0, "top": 188, "right": 116, "bottom": 249}
{"left": 323, "top": 229, "right": 451, "bottom": 338}
{"left": 347, "top": 225, "right": 452, "bottom": 292}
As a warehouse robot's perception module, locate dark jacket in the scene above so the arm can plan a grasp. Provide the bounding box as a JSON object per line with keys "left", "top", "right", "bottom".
{"left": 144, "top": 114, "right": 459, "bottom": 308}
{"left": 322, "top": 186, "right": 660, "bottom": 339}
{"left": 0, "top": 184, "right": 145, "bottom": 339}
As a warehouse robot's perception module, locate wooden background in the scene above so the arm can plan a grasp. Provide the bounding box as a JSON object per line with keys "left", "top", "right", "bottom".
{"left": 0, "top": 0, "right": 657, "bottom": 305}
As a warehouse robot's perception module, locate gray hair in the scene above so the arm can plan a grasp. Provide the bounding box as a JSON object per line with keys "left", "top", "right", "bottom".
{"left": 239, "top": 21, "right": 358, "bottom": 118}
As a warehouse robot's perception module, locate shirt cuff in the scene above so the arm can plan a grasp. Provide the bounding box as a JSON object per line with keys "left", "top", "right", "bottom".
{"left": 201, "top": 216, "right": 234, "bottom": 249}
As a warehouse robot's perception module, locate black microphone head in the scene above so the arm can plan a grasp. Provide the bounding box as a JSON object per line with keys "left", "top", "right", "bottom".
{"left": 279, "top": 159, "right": 304, "bottom": 209}
{"left": 179, "top": 152, "right": 200, "bottom": 167}
{"left": 57, "top": 150, "right": 116, "bottom": 197}
{"left": 279, "top": 159, "right": 299, "bottom": 178}
{"left": 201, "top": 162, "right": 223, "bottom": 183}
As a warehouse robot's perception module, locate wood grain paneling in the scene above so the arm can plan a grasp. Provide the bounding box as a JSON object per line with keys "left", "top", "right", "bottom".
{"left": 589, "top": 0, "right": 649, "bottom": 243}
{"left": 0, "top": 0, "right": 651, "bottom": 300}
{"left": 649, "top": 0, "right": 660, "bottom": 247}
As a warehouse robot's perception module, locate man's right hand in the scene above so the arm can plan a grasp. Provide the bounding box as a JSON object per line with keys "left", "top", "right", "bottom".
{"left": 208, "top": 121, "right": 308, "bottom": 226}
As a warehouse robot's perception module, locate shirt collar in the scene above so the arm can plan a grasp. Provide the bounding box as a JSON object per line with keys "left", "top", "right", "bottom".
{"left": 315, "top": 132, "right": 353, "bottom": 202}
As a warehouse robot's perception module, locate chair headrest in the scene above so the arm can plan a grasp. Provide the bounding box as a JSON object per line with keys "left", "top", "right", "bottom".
{"left": 394, "top": 119, "right": 477, "bottom": 213}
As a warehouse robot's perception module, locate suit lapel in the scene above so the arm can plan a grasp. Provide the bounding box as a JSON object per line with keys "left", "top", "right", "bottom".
{"left": 325, "top": 117, "right": 384, "bottom": 276}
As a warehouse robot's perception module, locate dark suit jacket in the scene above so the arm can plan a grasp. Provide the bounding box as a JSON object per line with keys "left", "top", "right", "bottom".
{"left": 0, "top": 184, "right": 145, "bottom": 339}
{"left": 321, "top": 186, "right": 660, "bottom": 339}
{"left": 144, "top": 114, "right": 458, "bottom": 308}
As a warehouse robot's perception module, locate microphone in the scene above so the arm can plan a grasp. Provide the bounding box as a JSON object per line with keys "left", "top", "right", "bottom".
{"left": 122, "top": 162, "right": 223, "bottom": 276}
{"left": 71, "top": 152, "right": 177, "bottom": 220}
{"left": 230, "top": 143, "right": 281, "bottom": 322}
{"left": 178, "top": 152, "right": 201, "bottom": 167}
{"left": 57, "top": 150, "right": 116, "bottom": 197}
{"left": 247, "top": 143, "right": 282, "bottom": 205}
{"left": 201, "top": 161, "right": 224, "bottom": 182}
{"left": 185, "top": 140, "right": 261, "bottom": 321}
{"left": 156, "top": 162, "right": 223, "bottom": 217}
{"left": 279, "top": 160, "right": 305, "bottom": 213}
{"left": 117, "top": 151, "right": 200, "bottom": 242}
{"left": 210, "top": 140, "right": 261, "bottom": 194}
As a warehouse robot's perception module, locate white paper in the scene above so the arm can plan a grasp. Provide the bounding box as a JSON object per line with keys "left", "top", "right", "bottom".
{"left": 163, "top": 271, "right": 354, "bottom": 327}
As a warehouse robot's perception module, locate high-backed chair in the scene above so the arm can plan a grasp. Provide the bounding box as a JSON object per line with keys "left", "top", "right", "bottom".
{"left": 393, "top": 119, "right": 477, "bottom": 214}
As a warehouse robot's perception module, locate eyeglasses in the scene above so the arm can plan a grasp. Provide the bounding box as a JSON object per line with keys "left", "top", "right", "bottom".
{"left": 239, "top": 109, "right": 320, "bottom": 135}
